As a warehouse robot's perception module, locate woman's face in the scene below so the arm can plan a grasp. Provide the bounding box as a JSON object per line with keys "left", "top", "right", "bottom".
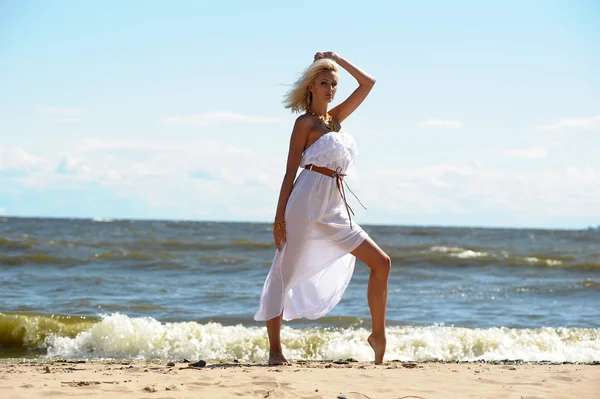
{"left": 310, "top": 70, "right": 338, "bottom": 104}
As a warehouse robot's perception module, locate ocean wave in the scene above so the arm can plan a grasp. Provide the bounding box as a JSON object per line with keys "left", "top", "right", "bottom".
{"left": 91, "top": 251, "right": 157, "bottom": 260}
{"left": 157, "top": 239, "right": 271, "bottom": 251}
{"left": 92, "top": 218, "right": 115, "bottom": 223}
{"left": 195, "top": 255, "right": 248, "bottom": 266}
{"left": 419, "top": 246, "right": 598, "bottom": 269}
{"left": 2, "top": 313, "right": 598, "bottom": 363}
{"left": 582, "top": 279, "right": 600, "bottom": 290}
{"left": 0, "top": 236, "right": 35, "bottom": 250}
{"left": 231, "top": 239, "right": 273, "bottom": 249}
{"left": 1, "top": 235, "right": 274, "bottom": 253}
{"left": 0, "top": 254, "right": 81, "bottom": 266}
{"left": 0, "top": 312, "right": 97, "bottom": 351}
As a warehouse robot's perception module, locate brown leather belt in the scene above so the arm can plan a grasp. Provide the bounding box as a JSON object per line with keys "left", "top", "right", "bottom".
{"left": 304, "top": 164, "right": 366, "bottom": 229}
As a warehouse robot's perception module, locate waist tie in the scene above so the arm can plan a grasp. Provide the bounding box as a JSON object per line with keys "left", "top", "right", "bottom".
{"left": 304, "top": 164, "right": 367, "bottom": 229}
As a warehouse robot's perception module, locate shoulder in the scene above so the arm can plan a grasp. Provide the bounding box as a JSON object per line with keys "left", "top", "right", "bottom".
{"left": 289, "top": 115, "right": 313, "bottom": 148}
{"left": 295, "top": 113, "right": 312, "bottom": 125}
{"left": 293, "top": 114, "right": 315, "bottom": 131}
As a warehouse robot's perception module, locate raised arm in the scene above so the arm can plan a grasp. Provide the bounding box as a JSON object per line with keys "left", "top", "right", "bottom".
{"left": 315, "top": 52, "right": 376, "bottom": 123}
{"left": 272, "top": 116, "right": 311, "bottom": 251}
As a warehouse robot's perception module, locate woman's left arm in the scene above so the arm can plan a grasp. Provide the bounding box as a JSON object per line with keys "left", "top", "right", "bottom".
{"left": 318, "top": 52, "right": 376, "bottom": 123}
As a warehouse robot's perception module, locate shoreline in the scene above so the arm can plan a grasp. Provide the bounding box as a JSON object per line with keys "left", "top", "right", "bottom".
{"left": 1, "top": 358, "right": 598, "bottom": 399}
{"left": 2, "top": 357, "right": 600, "bottom": 365}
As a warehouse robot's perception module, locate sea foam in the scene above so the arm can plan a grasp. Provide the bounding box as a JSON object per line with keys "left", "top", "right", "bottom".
{"left": 42, "top": 313, "right": 600, "bottom": 362}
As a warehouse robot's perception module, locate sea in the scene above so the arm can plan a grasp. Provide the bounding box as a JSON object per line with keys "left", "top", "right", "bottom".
{"left": 1, "top": 217, "right": 599, "bottom": 363}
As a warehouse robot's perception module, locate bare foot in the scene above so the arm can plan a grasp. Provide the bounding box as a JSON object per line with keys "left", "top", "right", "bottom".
{"left": 268, "top": 352, "right": 291, "bottom": 366}
{"left": 368, "top": 334, "right": 386, "bottom": 365}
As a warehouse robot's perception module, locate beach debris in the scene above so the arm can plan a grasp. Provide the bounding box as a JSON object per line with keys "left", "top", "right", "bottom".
{"left": 190, "top": 360, "right": 206, "bottom": 368}
{"left": 143, "top": 385, "right": 157, "bottom": 393}
{"left": 56, "top": 359, "right": 87, "bottom": 364}
{"left": 333, "top": 360, "right": 349, "bottom": 365}
{"left": 402, "top": 363, "right": 418, "bottom": 369}
{"left": 61, "top": 380, "right": 116, "bottom": 387}
{"left": 166, "top": 362, "right": 175, "bottom": 367}
{"left": 66, "top": 367, "right": 86, "bottom": 371}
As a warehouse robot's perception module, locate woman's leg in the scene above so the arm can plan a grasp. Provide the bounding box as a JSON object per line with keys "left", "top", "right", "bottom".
{"left": 266, "top": 311, "right": 290, "bottom": 365}
{"left": 351, "top": 236, "right": 391, "bottom": 364}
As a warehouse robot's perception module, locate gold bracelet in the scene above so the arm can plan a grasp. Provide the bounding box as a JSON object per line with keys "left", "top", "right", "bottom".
{"left": 272, "top": 222, "right": 286, "bottom": 229}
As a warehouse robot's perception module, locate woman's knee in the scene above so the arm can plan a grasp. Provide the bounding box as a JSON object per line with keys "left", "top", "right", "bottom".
{"left": 383, "top": 253, "right": 392, "bottom": 273}
{"left": 352, "top": 237, "right": 391, "bottom": 275}
{"left": 372, "top": 253, "right": 391, "bottom": 276}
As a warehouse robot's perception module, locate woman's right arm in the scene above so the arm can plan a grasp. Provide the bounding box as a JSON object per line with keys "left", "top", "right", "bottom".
{"left": 273, "top": 116, "right": 312, "bottom": 251}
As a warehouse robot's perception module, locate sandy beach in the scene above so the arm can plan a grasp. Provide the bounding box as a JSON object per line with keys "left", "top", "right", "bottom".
{"left": 0, "top": 359, "right": 598, "bottom": 399}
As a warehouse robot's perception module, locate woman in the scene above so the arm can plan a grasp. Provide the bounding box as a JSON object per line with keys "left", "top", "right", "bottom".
{"left": 254, "top": 52, "right": 391, "bottom": 365}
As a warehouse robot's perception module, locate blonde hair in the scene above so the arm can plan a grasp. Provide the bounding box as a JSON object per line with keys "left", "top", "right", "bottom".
{"left": 283, "top": 59, "right": 339, "bottom": 113}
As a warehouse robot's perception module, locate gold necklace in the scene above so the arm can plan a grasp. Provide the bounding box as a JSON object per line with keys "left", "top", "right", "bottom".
{"left": 307, "top": 107, "right": 336, "bottom": 131}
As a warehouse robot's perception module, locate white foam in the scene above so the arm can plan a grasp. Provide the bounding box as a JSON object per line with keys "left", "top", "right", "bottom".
{"left": 455, "top": 250, "right": 489, "bottom": 259}
{"left": 431, "top": 247, "right": 563, "bottom": 266}
{"left": 430, "top": 246, "right": 491, "bottom": 259}
{"left": 42, "top": 314, "right": 600, "bottom": 363}
{"left": 92, "top": 218, "right": 114, "bottom": 223}
{"left": 430, "top": 246, "right": 465, "bottom": 253}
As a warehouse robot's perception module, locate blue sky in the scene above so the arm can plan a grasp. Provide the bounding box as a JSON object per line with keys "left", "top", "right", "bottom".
{"left": 1, "top": 0, "right": 599, "bottom": 228}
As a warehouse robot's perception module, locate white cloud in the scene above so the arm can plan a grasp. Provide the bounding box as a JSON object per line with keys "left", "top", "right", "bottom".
{"left": 3, "top": 134, "right": 599, "bottom": 227}
{"left": 77, "top": 138, "right": 256, "bottom": 158}
{"left": 0, "top": 208, "right": 5, "bottom": 214}
{"left": 353, "top": 163, "right": 477, "bottom": 215}
{"left": 355, "top": 162, "right": 600, "bottom": 224}
{"left": 230, "top": 205, "right": 275, "bottom": 219}
{"left": 39, "top": 107, "right": 85, "bottom": 116}
{"left": 418, "top": 119, "right": 464, "bottom": 129}
{"left": 51, "top": 117, "right": 82, "bottom": 124}
{"left": 566, "top": 165, "right": 597, "bottom": 181}
{"left": 505, "top": 147, "right": 548, "bottom": 159}
{"left": 7, "top": 138, "right": 285, "bottom": 217}
{"left": 164, "top": 111, "right": 280, "bottom": 126}
{"left": 0, "top": 147, "right": 43, "bottom": 171}
{"left": 538, "top": 115, "right": 600, "bottom": 131}
{"left": 56, "top": 156, "right": 93, "bottom": 176}
{"left": 39, "top": 107, "right": 85, "bottom": 123}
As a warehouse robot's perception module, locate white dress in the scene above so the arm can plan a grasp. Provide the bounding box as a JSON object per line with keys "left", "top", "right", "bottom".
{"left": 254, "top": 132, "right": 369, "bottom": 321}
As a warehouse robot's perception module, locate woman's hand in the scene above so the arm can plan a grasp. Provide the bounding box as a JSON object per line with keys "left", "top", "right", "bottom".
{"left": 314, "top": 51, "right": 338, "bottom": 62}
{"left": 273, "top": 223, "right": 287, "bottom": 251}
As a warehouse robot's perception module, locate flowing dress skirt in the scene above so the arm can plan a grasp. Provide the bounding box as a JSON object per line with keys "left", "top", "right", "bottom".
{"left": 254, "top": 168, "right": 368, "bottom": 321}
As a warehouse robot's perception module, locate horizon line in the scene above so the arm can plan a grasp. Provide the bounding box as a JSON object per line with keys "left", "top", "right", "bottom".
{"left": 1, "top": 214, "right": 596, "bottom": 232}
